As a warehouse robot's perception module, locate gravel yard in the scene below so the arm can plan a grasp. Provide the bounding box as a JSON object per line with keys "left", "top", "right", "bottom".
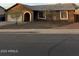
{"left": 0, "top": 21, "right": 70, "bottom": 29}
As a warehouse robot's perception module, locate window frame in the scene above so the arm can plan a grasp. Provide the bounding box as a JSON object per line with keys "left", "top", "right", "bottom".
{"left": 60, "top": 11, "right": 68, "bottom": 20}
{"left": 38, "top": 11, "right": 46, "bottom": 19}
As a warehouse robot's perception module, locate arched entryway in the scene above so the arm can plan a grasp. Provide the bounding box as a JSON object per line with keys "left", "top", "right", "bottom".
{"left": 24, "top": 13, "right": 30, "bottom": 22}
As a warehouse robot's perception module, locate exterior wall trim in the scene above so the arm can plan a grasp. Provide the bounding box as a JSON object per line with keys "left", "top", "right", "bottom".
{"left": 23, "top": 11, "right": 32, "bottom": 22}
{"left": 37, "top": 11, "right": 46, "bottom": 20}
{"left": 60, "top": 11, "right": 68, "bottom": 20}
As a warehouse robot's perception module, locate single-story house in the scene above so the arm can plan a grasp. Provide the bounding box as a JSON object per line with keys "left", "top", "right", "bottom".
{"left": 0, "top": 6, "right": 5, "bottom": 21}
{"left": 6, "top": 3, "right": 79, "bottom": 23}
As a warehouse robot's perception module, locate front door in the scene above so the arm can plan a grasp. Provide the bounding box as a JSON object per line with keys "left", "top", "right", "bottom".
{"left": 75, "top": 15, "right": 79, "bottom": 22}
{"left": 24, "top": 13, "right": 30, "bottom": 22}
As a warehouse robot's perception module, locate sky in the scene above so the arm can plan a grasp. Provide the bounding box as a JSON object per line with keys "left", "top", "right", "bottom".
{"left": 0, "top": 0, "right": 79, "bottom": 9}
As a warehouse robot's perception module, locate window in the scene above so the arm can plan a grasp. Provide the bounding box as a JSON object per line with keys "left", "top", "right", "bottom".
{"left": 60, "top": 11, "right": 68, "bottom": 20}
{"left": 38, "top": 11, "right": 46, "bottom": 19}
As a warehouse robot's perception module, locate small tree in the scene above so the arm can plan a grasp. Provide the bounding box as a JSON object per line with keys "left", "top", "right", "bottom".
{"left": 8, "top": 7, "right": 23, "bottom": 25}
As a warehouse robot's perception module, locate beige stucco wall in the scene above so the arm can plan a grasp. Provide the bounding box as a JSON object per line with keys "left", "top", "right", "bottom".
{"left": 7, "top": 11, "right": 33, "bottom": 23}
{"left": 75, "top": 9, "right": 79, "bottom": 14}
{"left": 7, "top": 14, "right": 23, "bottom": 23}
{"left": 7, "top": 4, "right": 33, "bottom": 23}
{"left": 46, "top": 11, "right": 60, "bottom": 21}
{"left": 46, "top": 10, "right": 75, "bottom": 23}
{"left": 68, "top": 10, "right": 75, "bottom": 23}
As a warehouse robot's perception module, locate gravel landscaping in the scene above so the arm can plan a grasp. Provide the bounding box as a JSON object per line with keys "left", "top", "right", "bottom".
{"left": 0, "top": 21, "right": 71, "bottom": 29}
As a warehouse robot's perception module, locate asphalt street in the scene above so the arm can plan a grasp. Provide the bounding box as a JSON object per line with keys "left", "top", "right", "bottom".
{"left": 0, "top": 32, "right": 79, "bottom": 56}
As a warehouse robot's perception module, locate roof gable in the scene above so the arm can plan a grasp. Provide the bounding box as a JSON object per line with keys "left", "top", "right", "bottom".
{"left": 6, "top": 3, "right": 32, "bottom": 11}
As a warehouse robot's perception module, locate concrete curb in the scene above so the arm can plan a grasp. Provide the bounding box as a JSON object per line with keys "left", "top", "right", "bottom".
{"left": 0, "top": 29, "right": 79, "bottom": 34}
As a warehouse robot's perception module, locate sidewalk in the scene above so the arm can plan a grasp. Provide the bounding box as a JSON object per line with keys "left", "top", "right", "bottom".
{"left": 0, "top": 29, "right": 79, "bottom": 34}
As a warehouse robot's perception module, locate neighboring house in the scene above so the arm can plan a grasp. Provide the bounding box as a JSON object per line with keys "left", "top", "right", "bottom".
{"left": 0, "top": 6, "right": 5, "bottom": 21}
{"left": 6, "top": 3, "right": 79, "bottom": 23}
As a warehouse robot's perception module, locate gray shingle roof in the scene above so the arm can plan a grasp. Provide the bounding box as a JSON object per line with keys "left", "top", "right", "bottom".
{"left": 29, "top": 3, "right": 77, "bottom": 11}
{"left": 6, "top": 3, "right": 78, "bottom": 11}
